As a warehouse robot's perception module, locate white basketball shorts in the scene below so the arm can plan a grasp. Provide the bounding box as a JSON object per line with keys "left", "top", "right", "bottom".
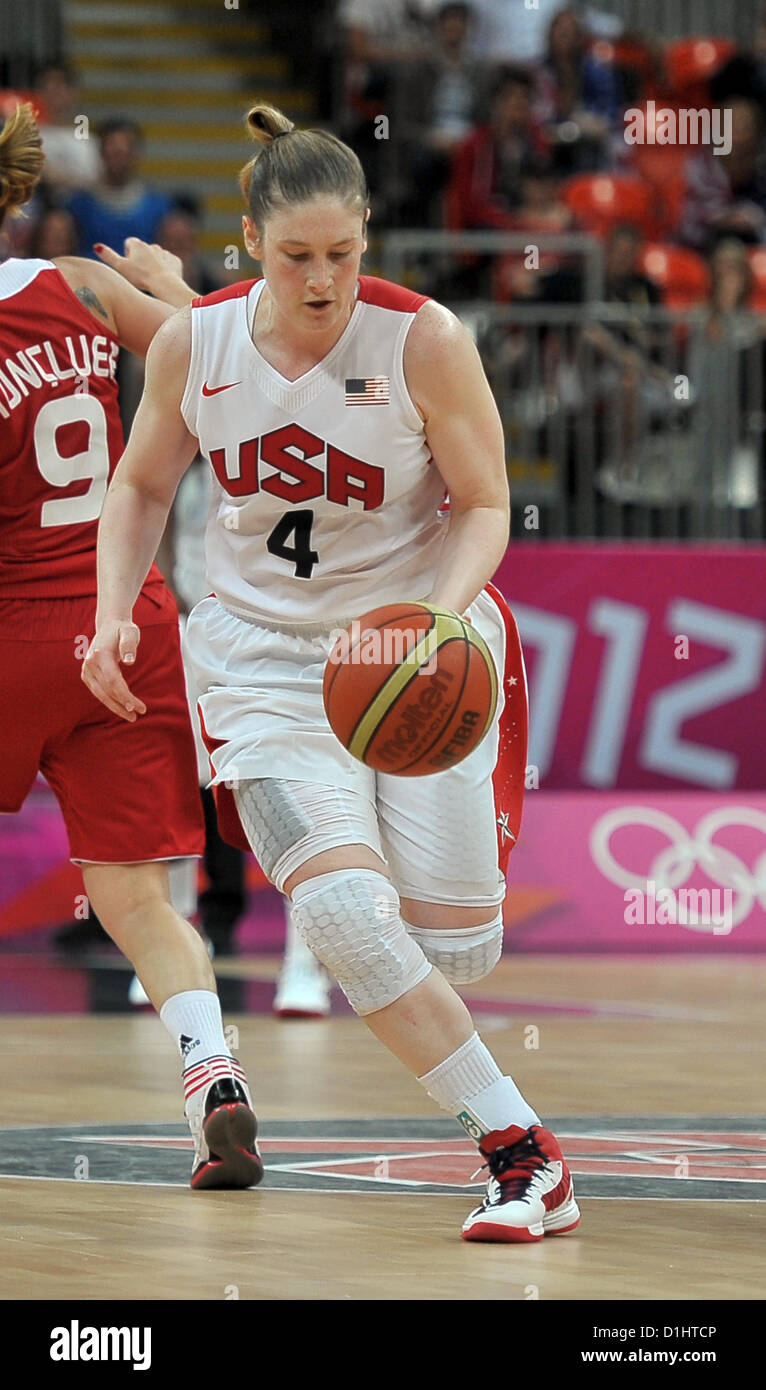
{"left": 184, "top": 585, "right": 527, "bottom": 908}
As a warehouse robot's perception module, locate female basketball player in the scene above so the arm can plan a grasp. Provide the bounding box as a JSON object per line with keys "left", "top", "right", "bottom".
{"left": 84, "top": 103, "right": 580, "bottom": 1241}
{"left": 0, "top": 105, "right": 261, "bottom": 1190}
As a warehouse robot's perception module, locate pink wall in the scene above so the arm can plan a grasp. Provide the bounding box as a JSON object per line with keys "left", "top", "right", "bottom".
{"left": 505, "top": 790, "right": 766, "bottom": 951}
{"left": 494, "top": 543, "right": 766, "bottom": 790}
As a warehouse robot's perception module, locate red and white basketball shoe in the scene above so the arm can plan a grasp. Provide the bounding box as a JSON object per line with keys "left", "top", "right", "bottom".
{"left": 461, "top": 1123, "right": 580, "bottom": 1242}
{"left": 183, "top": 1055, "right": 263, "bottom": 1190}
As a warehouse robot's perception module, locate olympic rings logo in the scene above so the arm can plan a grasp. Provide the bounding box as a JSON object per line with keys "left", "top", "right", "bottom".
{"left": 589, "top": 806, "right": 766, "bottom": 931}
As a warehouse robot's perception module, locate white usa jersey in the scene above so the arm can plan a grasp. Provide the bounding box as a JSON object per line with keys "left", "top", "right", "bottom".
{"left": 180, "top": 275, "right": 448, "bottom": 627}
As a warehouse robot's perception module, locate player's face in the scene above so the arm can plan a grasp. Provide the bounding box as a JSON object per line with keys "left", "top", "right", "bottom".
{"left": 243, "top": 197, "right": 367, "bottom": 333}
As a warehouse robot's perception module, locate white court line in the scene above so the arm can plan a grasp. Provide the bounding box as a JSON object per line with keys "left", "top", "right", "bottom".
{"left": 0, "top": 1172, "right": 763, "bottom": 1199}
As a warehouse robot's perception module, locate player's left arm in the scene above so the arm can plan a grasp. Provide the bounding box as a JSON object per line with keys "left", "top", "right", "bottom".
{"left": 404, "top": 300, "right": 510, "bottom": 615}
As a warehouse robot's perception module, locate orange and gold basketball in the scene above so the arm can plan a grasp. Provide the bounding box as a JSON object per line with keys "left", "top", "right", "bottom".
{"left": 322, "top": 602, "right": 498, "bottom": 776}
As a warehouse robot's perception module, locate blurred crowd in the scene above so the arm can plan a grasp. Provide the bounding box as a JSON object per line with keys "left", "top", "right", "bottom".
{"left": 329, "top": 0, "right": 766, "bottom": 517}
{"left": 331, "top": 0, "right": 766, "bottom": 309}
{"left": 3, "top": 3, "right": 766, "bottom": 309}
{"left": 0, "top": 63, "right": 226, "bottom": 295}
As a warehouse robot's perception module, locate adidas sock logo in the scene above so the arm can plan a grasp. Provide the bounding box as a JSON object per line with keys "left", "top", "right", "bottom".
{"left": 179, "top": 1034, "right": 200, "bottom": 1059}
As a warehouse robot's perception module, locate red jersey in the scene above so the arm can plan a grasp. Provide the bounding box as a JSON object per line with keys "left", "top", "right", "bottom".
{"left": 0, "top": 257, "right": 159, "bottom": 597}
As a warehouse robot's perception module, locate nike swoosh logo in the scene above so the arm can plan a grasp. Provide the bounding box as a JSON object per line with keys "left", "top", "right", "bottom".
{"left": 202, "top": 380, "right": 241, "bottom": 396}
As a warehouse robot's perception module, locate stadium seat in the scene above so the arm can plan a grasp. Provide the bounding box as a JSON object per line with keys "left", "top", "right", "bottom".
{"left": 627, "top": 103, "right": 692, "bottom": 238}
{"left": 630, "top": 152, "right": 687, "bottom": 237}
{"left": 590, "top": 37, "right": 656, "bottom": 100}
{"left": 0, "top": 90, "right": 46, "bottom": 121}
{"left": 638, "top": 242, "right": 710, "bottom": 308}
{"left": 747, "top": 248, "right": 766, "bottom": 313}
{"left": 664, "top": 37, "right": 737, "bottom": 96}
{"left": 562, "top": 173, "right": 658, "bottom": 239}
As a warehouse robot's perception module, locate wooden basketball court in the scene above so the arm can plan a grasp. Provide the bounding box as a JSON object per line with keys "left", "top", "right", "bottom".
{"left": 2, "top": 952, "right": 764, "bottom": 1301}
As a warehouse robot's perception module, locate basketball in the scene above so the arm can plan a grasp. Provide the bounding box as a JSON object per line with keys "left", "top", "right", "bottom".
{"left": 322, "top": 602, "right": 498, "bottom": 776}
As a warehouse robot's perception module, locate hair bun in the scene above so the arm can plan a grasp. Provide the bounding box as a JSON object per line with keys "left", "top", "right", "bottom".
{"left": 245, "top": 102, "right": 295, "bottom": 146}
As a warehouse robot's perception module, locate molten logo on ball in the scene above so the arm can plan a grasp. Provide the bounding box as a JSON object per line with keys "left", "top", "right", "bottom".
{"left": 376, "top": 666, "right": 457, "bottom": 765}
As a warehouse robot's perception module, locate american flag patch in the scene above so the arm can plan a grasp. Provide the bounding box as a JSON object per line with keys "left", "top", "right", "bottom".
{"left": 345, "top": 376, "right": 390, "bottom": 406}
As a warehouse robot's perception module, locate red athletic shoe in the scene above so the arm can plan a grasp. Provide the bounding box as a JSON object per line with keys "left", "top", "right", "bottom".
{"left": 184, "top": 1056, "right": 263, "bottom": 1190}
{"left": 461, "top": 1123, "right": 580, "bottom": 1242}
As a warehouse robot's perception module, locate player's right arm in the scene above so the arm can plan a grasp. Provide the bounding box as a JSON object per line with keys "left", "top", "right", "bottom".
{"left": 81, "top": 309, "right": 199, "bottom": 721}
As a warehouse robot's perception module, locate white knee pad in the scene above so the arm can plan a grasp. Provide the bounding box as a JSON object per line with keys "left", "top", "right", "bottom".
{"left": 403, "top": 910, "right": 504, "bottom": 985}
{"left": 233, "top": 778, "right": 382, "bottom": 891}
{"left": 290, "top": 869, "right": 431, "bottom": 1015}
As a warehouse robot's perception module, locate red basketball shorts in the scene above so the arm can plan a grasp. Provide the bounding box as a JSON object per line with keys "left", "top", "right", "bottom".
{"left": 0, "top": 582, "right": 205, "bottom": 862}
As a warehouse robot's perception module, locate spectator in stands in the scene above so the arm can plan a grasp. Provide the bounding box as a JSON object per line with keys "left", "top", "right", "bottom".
{"left": 67, "top": 118, "right": 172, "bottom": 257}
{"left": 337, "top": 0, "right": 439, "bottom": 218}
{"left": 679, "top": 99, "right": 766, "bottom": 253}
{"left": 469, "top": 0, "right": 562, "bottom": 66}
{"left": 582, "top": 220, "right": 661, "bottom": 352}
{"left": 582, "top": 223, "right": 676, "bottom": 501}
{"left": 513, "top": 153, "right": 573, "bottom": 232}
{"left": 710, "top": 3, "right": 766, "bottom": 123}
{"left": 532, "top": 6, "right": 622, "bottom": 175}
{"left": 689, "top": 238, "right": 763, "bottom": 509}
{"left": 704, "top": 237, "right": 755, "bottom": 325}
{"left": 338, "top": 0, "right": 437, "bottom": 65}
{"left": 35, "top": 63, "right": 100, "bottom": 194}
{"left": 29, "top": 204, "right": 78, "bottom": 258}
{"left": 447, "top": 66, "right": 549, "bottom": 230}
{"left": 417, "top": 3, "right": 484, "bottom": 151}
{"left": 398, "top": 2, "right": 487, "bottom": 224}
{"left": 502, "top": 221, "right": 670, "bottom": 499}
{"left": 490, "top": 154, "right": 574, "bottom": 300}
{"left": 469, "top": 0, "right": 622, "bottom": 67}
{"left": 157, "top": 200, "right": 224, "bottom": 296}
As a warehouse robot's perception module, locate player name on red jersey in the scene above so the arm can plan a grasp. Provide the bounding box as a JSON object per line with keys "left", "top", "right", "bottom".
{"left": 0, "top": 334, "right": 119, "bottom": 419}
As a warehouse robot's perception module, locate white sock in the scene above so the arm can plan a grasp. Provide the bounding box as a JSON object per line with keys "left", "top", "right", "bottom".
{"left": 160, "top": 990, "right": 230, "bottom": 1067}
{"left": 418, "top": 1031, "right": 540, "bottom": 1140}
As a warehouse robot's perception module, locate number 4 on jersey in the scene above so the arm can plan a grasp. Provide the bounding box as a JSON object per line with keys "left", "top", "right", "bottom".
{"left": 266, "top": 509, "right": 319, "bottom": 579}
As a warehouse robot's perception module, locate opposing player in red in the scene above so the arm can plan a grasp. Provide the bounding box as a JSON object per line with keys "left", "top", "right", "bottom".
{"left": 0, "top": 105, "right": 261, "bottom": 1190}
{"left": 85, "top": 102, "right": 580, "bottom": 1240}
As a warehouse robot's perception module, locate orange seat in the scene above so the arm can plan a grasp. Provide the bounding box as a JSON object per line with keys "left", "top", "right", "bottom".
{"left": 638, "top": 242, "right": 710, "bottom": 308}
{"left": 591, "top": 36, "right": 656, "bottom": 91}
{"left": 747, "top": 248, "right": 766, "bottom": 313}
{"left": 0, "top": 90, "right": 46, "bottom": 121}
{"left": 629, "top": 111, "right": 692, "bottom": 239}
{"left": 563, "top": 174, "right": 657, "bottom": 239}
{"left": 664, "top": 37, "right": 737, "bottom": 94}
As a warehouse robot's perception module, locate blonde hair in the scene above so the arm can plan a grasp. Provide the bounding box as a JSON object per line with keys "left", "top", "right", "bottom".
{"left": 238, "top": 101, "right": 368, "bottom": 230}
{"left": 0, "top": 104, "right": 45, "bottom": 228}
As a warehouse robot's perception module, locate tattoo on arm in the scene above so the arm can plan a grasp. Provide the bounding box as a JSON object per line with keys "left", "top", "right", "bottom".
{"left": 75, "top": 285, "right": 110, "bottom": 322}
